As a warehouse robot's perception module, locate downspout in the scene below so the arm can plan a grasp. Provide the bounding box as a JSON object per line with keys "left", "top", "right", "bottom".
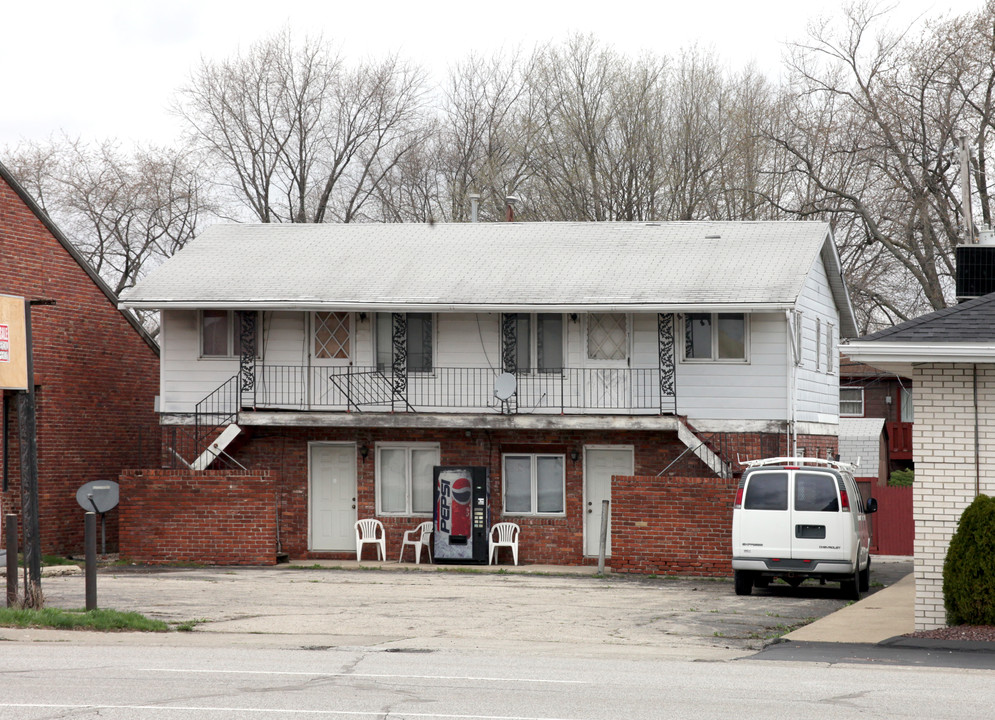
{"left": 974, "top": 364, "right": 981, "bottom": 497}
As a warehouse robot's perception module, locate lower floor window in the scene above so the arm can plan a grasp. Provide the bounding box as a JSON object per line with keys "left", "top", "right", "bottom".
{"left": 377, "top": 443, "right": 440, "bottom": 515}
{"left": 503, "top": 454, "right": 565, "bottom": 515}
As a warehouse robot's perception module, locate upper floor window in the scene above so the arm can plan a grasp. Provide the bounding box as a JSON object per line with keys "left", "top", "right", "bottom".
{"left": 376, "top": 313, "right": 434, "bottom": 373}
{"left": 507, "top": 313, "right": 564, "bottom": 372}
{"left": 200, "top": 310, "right": 260, "bottom": 358}
{"left": 825, "top": 321, "right": 835, "bottom": 374}
{"left": 313, "top": 312, "right": 351, "bottom": 360}
{"left": 900, "top": 386, "right": 914, "bottom": 422}
{"left": 683, "top": 313, "right": 747, "bottom": 361}
{"left": 840, "top": 387, "right": 864, "bottom": 417}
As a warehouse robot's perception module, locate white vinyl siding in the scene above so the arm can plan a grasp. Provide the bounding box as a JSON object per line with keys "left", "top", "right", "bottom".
{"left": 675, "top": 312, "right": 785, "bottom": 421}
{"left": 794, "top": 253, "right": 843, "bottom": 422}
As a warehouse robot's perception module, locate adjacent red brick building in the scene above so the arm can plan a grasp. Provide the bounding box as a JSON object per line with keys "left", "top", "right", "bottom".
{"left": 0, "top": 160, "right": 159, "bottom": 556}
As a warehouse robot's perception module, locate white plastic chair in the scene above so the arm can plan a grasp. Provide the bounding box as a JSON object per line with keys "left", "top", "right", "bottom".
{"left": 355, "top": 519, "right": 386, "bottom": 561}
{"left": 398, "top": 521, "right": 433, "bottom": 564}
{"left": 489, "top": 522, "right": 520, "bottom": 566}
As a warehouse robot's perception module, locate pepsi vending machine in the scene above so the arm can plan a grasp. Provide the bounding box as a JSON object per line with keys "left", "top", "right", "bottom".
{"left": 433, "top": 466, "right": 489, "bottom": 564}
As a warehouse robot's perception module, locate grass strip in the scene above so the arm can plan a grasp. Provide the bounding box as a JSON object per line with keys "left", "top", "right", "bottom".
{"left": 0, "top": 607, "right": 169, "bottom": 632}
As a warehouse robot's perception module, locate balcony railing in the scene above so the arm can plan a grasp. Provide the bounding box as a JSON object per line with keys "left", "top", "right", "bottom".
{"left": 245, "top": 365, "right": 676, "bottom": 415}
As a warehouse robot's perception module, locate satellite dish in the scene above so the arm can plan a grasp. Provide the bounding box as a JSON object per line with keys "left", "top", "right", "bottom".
{"left": 494, "top": 372, "right": 517, "bottom": 401}
{"left": 76, "top": 480, "right": 120, "bottom": 514}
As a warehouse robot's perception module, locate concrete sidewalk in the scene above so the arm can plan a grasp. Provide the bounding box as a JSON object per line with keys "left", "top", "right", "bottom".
{"left": 784, "top": 573, "right": 915, "bottom": 644}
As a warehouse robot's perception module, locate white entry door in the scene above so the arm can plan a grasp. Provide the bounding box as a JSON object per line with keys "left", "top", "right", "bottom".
{"left": 584, "top": 447, "right": 634, "bottom": 557}
{"left": 309, "top": 444, "right": 357, "bottom": 551}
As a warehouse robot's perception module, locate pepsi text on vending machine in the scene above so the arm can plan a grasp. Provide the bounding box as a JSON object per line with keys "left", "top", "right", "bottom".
{"left": 433, "top": 466, "right": 489, "bottom": 564}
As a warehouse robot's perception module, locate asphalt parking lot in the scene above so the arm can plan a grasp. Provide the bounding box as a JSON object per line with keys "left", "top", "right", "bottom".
{"left": 2, "top": 557, "right": 913, "bottom": 659}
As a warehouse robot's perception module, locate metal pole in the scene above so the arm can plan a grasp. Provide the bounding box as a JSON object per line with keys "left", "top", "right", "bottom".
{"left": 17, "top": 299, "right": 42, "bottom": 608}
{"left": 597, "top": 499, "right": 610, "bottom": 574}
{"left": 85, "top": 512, "right": 97, "bottom": 611}
{"left": 5, "top": 514, "right": 17, "bottom": 607}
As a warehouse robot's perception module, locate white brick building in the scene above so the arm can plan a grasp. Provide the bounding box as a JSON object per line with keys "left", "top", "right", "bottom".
{"left": 846, "top": 297, "right": 995, "bottom": 629}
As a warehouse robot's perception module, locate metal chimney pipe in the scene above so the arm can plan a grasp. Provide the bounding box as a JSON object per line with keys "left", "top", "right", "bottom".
{"left": 505, "top": 195, "right": 518, "bottom": 222}
{"left": 469, "top": 193, "right": 480, "bottom": 223}
{"left": 960, "top": 133, "right": 975, "bottom": 244}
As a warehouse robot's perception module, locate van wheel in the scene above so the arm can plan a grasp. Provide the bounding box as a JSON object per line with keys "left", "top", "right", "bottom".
{"left": 859, "top": 558, "right": 871, "bottom": 593}
{"left": 841, "top": 571, "right": 861, "bottom": 601}
{"left": 734, "top": 570, "right": 754, "bottom": 596}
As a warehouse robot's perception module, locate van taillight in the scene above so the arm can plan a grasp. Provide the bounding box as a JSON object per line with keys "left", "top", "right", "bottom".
{"left": 840, "top": 488, "right": 851, "bottom": 511}
{"left": 734, "top": 487, "right": 744, "bottom": 508}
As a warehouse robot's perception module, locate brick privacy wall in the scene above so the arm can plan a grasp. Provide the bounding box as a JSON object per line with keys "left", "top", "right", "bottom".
{"left": 911, "top": 364, "right": 995, "bottom": 630}
{"left": 611, "top": 475, "right": 738, "bottom": 576}
{"left": 119, "top": 469, "right": 277, "bottom": 565}
{"left": 0, "top": 176, "right": 159, "bottom": 555}
{"left": 218, "top": 426, "right": 837, "bottom": 568}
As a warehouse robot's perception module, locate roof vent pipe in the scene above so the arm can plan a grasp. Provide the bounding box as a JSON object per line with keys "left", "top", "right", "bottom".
{"left": 505, "top": 195, "right": 518, "bottom": 223}
{"left": 469, "top": 193, "right": 480, "bottom": 223}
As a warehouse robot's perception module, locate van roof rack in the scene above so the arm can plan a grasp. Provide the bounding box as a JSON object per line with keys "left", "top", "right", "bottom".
{"left": 739, "top": 456, "right": 859, "bottom": 472}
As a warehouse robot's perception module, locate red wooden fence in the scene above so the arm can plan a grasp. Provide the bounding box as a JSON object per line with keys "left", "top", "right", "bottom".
{"left": 868, "top": 484, "right": 914, "bottom": 556}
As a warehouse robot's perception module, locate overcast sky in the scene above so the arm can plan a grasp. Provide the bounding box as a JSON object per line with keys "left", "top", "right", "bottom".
{"left": 0, "top": 0, "right": 984, "bottom": 151}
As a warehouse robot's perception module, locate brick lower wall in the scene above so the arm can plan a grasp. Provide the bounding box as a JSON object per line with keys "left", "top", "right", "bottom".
{"left": 912, "top": 364, "right": 995, "bottom": 629}
{"left": 119, "top": 469, "right": 277, "bottom": 565}
{"left": 118, "top": 426, "right": 837, "bottom": 571}
{"left": 610, "top": 475, "right": 737, "bottom": 576}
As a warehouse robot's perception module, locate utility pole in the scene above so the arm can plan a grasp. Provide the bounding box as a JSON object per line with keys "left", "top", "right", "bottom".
{"left": 17, "top": 299, "right": 54, "bottom": 609}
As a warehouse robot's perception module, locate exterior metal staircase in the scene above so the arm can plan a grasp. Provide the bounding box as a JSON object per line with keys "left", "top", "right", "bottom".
{"left": 675, "top": 417, "right": 733, "bottom": 479}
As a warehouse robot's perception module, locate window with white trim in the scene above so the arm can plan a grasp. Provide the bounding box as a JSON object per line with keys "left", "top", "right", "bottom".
{"left": 825, "top": 321, "right": 835, "bottom": 374}
{"left": 509, "top": 313, "right": 564, "bottom": 372}
{"left": 200, "top": 310, "right": 261, "bottom": 358}
{"left": 502, "top": 453, "right": 565, "bottom": 516}
{"left": 683, "top": 313, "right": 748, "bottom": 361}
{"left": 375, "top": 313, "right": 434, "bottom": 373}
{"left": 791, "top": 310, "right": 803, "bottom": 365}
{"left": 376, "top": 443, "right": 440, "bottom": 515}
{"left": 840, "top": 387, "right": 864, "bottom": 417}
{"left": 815, "top": 317, "right": 822, "bottom": 371}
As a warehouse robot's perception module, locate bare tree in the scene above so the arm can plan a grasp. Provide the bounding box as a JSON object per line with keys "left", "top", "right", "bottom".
{"left": 768, "top": 2, "right": 981, "bottom": 328}
{"left": 175, "top": 30, "right": 430, "bottom": 224}
{"left": 5, "top": 136, "right": 207, "bottom": 298}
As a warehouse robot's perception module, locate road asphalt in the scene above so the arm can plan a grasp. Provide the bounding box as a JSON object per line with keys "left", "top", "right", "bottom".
{"left": 2, "top": 554, "right": 992, "bottom": 664}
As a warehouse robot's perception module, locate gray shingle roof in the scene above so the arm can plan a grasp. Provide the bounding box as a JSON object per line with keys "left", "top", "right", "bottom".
{"left": 858, "top": 292, "right": 995, "bottom": 343}
{"left": 121, "top": 220, "right": 855, "bottom": 333}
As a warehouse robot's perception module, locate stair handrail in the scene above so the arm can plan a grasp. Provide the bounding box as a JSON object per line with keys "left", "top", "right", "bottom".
{"left": 194, "top": 374, "right": 240, "bottom": 450}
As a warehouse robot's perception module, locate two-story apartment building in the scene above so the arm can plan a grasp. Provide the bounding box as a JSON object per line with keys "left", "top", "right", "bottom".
{"left": 120, "top": 221, "right": 856, "bottom": 565}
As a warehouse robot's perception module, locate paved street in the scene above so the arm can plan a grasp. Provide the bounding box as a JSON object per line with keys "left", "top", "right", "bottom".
{"left": 1, "top": 558, "right": 912, "bottom": 658}
{"left": 4, "top": 558, "right": 995, "bottom": 719}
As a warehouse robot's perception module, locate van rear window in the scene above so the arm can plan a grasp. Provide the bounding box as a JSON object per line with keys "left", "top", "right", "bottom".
{"left": 795, "top": 472, "right": 839, "bottom": 512}
{"left": 743, "top": 472, "right": 788, "bottom": 510}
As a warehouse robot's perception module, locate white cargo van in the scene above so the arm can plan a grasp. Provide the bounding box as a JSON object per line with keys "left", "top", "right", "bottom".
{"left": 731, "top": 457, "right": 877, "bottom": 599}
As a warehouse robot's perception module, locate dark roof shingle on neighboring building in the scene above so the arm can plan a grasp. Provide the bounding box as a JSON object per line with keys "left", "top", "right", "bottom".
{"left": 857, "top": 293, "right": 995, "bottom": 343}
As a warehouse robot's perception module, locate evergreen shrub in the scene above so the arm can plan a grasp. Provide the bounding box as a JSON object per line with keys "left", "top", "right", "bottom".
{"left": 943, "top": 494, "right": 995, "bottom": 625}
{"left": 888, "top": 468, "right": 914, "bottom": 486}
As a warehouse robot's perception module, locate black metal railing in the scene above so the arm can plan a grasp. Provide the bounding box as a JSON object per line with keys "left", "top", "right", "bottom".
{"left": 249, "top": 365, "right": 674, "bottom": 414}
